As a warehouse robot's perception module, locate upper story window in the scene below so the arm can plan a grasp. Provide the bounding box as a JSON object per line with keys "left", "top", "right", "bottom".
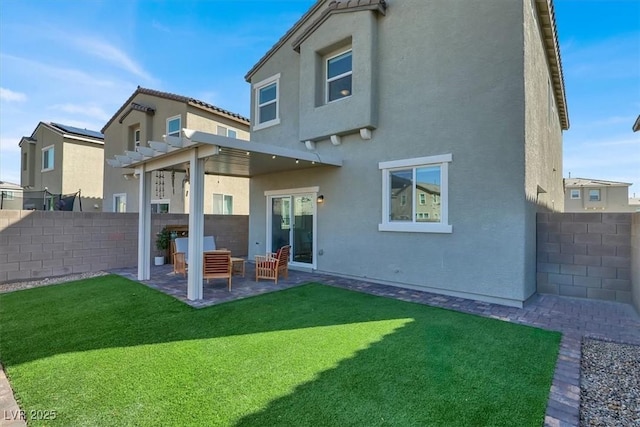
{"left": 42, "top": 145, "right": 54, "bottom": 171}
{"left": 570, "top": 189, "right": 580, "bottom": 199}
{"left": 326, "top": 49, "right": 352, "bottom": 103}
{"left": 217, "top": 125, "right": 238, "bottom": 139}
{"left": 22, "top": 153, "right": 27, "bottom": 171}
{"left": 589, "top": 189, "right": 601, "bottom": 202}
{"left": 134, "top": 128, "right": 141, "bottom": 146}
{"left": 166, "top": 115, "right": 181, "bottom": 138}
{"left": 253, "top": 73, "right": 280, "bottom": 130}
{"left": 379, "top": 154, "right": 452, "bottom": 234}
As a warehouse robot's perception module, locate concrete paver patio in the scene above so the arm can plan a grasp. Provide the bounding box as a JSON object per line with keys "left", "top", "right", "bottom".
{"left": 2, "top": 263, "right": 639, "bottom": 427}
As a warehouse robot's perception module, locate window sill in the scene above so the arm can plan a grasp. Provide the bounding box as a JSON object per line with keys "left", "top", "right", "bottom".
{"left": 378, "top": 222, "right": 453, "bottom": 234}
{"left": 253, "top": 118, "right": 280, "bottom": 132}
{"left": 41, "top": 168, "right": 54, "bottom": 172}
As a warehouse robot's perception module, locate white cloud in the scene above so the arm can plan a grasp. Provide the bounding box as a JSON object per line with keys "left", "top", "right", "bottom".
{"left": 0, "top": 54, "right": 120, "bottom": 88}
{"left": 48, "top": 104, "right": 110, "bottom": 122}
{"left": 0, "top": 87, "right": 27, "bottom": 102}
{"left": 70, "top": 37, "right": 154, "bottom": 82}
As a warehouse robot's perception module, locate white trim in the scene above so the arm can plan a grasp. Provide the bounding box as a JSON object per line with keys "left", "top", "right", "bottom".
{"left": 379, "top": 153, "right": 452, "bottom": 170}
{"left": 378, "top": 154, "right": 452, "bottom": 234}
{"left": 265, "top": 186, "right": 319, "bottom": 196}
{"left": 570, "top": 189, "right": 580, "bottom": 200}
{"left": 253, "top": 73, "right": 281, "bottom": 130}
{"left": 41, "top": 144, "right": 55, "bottom": 172}
{"left": 326, "top": 49, "right": 353, "bottom": 103}
{"left": 166, "top": 115, "right": 181, "bottom": 138}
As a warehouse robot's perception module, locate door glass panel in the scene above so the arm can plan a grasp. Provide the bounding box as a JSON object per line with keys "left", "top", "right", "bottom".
{"left": 271, "top": 197, "right": 291, "bottom": 251}
{"left": 293, "top": 195, "right": 313, "bottom": 264}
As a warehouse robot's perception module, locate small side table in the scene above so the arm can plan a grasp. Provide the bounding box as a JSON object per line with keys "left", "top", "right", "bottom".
{"left": 230, "top": 257, "right": 245, "bottom": 277}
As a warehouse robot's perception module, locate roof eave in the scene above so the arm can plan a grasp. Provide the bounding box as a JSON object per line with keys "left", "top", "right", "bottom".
{"left": 535, "top": 0, "right": 570, "bottom": 130}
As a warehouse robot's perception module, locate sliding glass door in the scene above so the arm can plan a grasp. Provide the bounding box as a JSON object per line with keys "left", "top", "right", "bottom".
{"left": 267, "top": 188, "right": 317, "bottom": 268}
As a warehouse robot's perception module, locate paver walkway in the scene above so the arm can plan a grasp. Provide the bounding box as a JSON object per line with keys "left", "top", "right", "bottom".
{"left": 2, "top": 264, "right": 639, "bottom": 427}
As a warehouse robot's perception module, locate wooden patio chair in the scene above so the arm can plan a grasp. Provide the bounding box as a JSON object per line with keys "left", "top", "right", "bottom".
{"left": 173, "top": 236, "right": 217, "bottom": 277}
{"left": 203, "top": 250, "right": 232, "bottom": 291}
{"left": 255, "top": 245, "right": 290, "bottom": 284}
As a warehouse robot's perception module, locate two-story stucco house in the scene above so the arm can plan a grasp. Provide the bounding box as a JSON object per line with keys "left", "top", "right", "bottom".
{"left": 0, "top": 181, "right": 23, "bottom": 210}
{"left": 564, "top": 178, "right": 636, "bottom": 212}
{"left": 19, "top": 122, "right": 104, "bottom": 211}
{"left": 240, "top": 0, "right": 569, "bottom": 307}
{"left": 102, "top": 87, "right": 251, "bottom": 214}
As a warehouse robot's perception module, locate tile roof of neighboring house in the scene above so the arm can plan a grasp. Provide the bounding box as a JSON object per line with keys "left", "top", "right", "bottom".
{"left": 633, "top": 115, "right": 640, "bottom": 132}
{"left": 101, "top": 86, "right": 250, "bottom": 134}
{"left": 0, "top": 181, "right": 23, "bottom": 191}
{"left": 245, "top": 0, "right": 569, "bottom": 130}
{"left": 564, "top": 178, "right": 632, "bottom": 188}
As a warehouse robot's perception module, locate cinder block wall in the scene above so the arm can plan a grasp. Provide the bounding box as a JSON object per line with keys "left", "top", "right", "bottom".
{"left": 0, "top": 211, "right": 248, "bottom": 283}
{"left": 631, "top": 214, "right": 640, "bottom": 312}
{"left": 537, "top": 212, "right": 634, "bottom": 307}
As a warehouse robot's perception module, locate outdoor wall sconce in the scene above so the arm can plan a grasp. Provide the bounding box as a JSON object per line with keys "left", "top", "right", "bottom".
{"left": 317, "top": 195, "right": 324, "bottom": 203}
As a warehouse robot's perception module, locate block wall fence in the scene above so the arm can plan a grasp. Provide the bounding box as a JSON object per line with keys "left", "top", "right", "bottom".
{"left": 0, "top": 211, "right": 248, "bottom": 283}
{"left": 537, "top": 212, "right": 639, "bottom": 313}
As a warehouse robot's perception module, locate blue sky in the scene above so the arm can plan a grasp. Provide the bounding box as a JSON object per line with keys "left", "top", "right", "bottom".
{"left": 1, "top": 0, "right": 638, "bottom": 196}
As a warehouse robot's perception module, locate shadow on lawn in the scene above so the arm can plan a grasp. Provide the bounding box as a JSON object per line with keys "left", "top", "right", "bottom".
{"left": 0, "top": 275, "right": 559, "bottom": 426}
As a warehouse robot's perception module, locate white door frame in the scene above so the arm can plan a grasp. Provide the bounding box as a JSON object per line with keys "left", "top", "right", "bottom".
{"left": 264, "top": 186, "right": 318, "bottom": 270}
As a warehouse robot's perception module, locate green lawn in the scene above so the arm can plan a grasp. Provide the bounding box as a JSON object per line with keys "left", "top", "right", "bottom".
{"left": 0, "top": 276, "right": 560, "bottom": 426}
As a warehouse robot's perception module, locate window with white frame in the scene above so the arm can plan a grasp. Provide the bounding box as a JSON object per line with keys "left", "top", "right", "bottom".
{"left": 42, "top": 145, "right": 54, "bottom": 171}
{"left": 217, "top": 125, "right": 238, "bottom": 139}
{"left": 151, "top": 200, "right": 169, "bottom": 214}
{"left": 253, "top": 74, "right": 280, "bottom": 129}
{"left": 212, "top": 193, "right": 233, "bottom": 215}
{"left": 379, "top": 154, "right": 452, "bottom": 233}
{"left": 166, "top": 116, "right": 181, "bottom": 138}
{"left": 570, "top": 189, "right": 580, "bottom": 199}
{"left": 113, "top": 193, "right": 127, "bottom": 213}
{"left": 588, "top": 189, "right": 601, "bottom": 202}
{"left": 1, "top": 191, "right": 14, "bottom": 200}
{"left": 326, "top": 49, "right": 352, "bottom": 103}
{"left": 134, "top": 128, "right": 141, "bottom": 146}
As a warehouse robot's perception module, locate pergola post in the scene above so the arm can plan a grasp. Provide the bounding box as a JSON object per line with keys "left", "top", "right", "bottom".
{"left": 137, "top": 166, "right": 151, "bottom": 281}
{"left": 187, "top": 148, "right": 205, "bottom": 300}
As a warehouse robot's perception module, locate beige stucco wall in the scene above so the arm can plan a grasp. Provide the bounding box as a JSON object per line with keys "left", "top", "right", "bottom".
{"left": 62, "top": 138, "right": 104, "bottom": 210}
{"left": 103, "top": 93, "right": 250, "bottom": 213}
{"left": 24, "top": 125, "right": 65, "bottom": 195}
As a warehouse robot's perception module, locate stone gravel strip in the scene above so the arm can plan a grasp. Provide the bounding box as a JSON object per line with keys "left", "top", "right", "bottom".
{"left": 580, "top": 338, "right": 640, "bottom": 427}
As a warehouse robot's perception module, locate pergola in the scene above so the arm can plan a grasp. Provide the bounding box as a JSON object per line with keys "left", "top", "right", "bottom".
{"left": 107, "top": 129, "right": 342, "bottom": 300}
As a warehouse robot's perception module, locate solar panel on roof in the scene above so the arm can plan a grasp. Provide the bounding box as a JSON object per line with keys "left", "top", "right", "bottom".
{"left": 51, "top": 123, "right": 104, "bottom": 139}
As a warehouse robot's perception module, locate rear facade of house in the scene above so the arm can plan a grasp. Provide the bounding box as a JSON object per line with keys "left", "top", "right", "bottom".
{"left": 245, "top": 0, "right": 568, "bottom": 307}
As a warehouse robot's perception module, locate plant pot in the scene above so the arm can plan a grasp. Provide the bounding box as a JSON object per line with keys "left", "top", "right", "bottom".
{"left": 154, "top": 256, "right": 165, "bottom": 266}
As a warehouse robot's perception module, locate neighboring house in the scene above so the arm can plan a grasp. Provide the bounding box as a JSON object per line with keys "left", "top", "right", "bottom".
{"left": 0, "top": 181, "right": 23, "bottom": 210}
{"left": 19, "top": 122, "right": 104, "bottom": 211}
{"left": 564, "top": 178, "right": 636, "bottom": 212}
{"left": 102, "top": 87, "right": 250, "bottom": 214}
{"left": 239, "top": 0, "right": 569, "bottom": 307}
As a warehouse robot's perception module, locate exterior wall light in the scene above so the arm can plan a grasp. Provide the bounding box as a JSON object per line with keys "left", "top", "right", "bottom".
{"left": 317, "top": 195, "right": 324, "bottom": 203}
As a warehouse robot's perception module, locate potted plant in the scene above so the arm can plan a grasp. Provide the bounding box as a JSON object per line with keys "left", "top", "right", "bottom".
{"left": 155, "top": 227, "right": 171, "bottom": 265}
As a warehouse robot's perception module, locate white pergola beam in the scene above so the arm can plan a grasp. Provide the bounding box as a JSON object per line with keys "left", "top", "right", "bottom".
{"left": 187, "top": 147, "right": 205, "bottom": 301}
{"left": 137, "top": 164, "right": 151, "bottom": 281}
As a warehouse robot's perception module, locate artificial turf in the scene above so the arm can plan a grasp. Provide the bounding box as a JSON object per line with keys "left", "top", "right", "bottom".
{"left": 0, "top": 275, "right": 560, "bottom": 426}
